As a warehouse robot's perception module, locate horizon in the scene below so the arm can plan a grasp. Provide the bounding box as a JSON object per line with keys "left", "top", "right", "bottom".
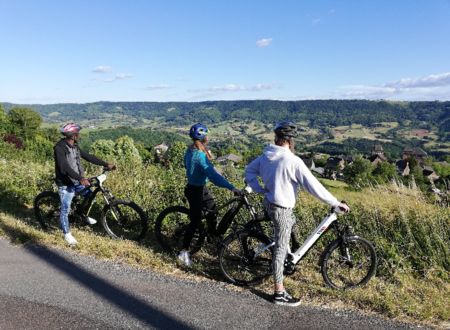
{"left": 2, "top": 98, "right": 450, "bottom": 106}
{"left": 1, "top": 0, "right": 450, "bottom": 104}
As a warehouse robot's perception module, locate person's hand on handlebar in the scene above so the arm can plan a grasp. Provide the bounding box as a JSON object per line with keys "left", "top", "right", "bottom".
{"left": 80, "top": 178, "right": 91, "bottom": 187}
{"left": 338, "top": 201, "right": 350, "bottom": 213}
{"left": 232, "top": 188, "right": 243, "bottom": 196}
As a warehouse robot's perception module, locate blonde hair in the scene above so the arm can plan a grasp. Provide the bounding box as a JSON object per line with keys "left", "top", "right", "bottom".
{"left": 193, "top": 140, "right": 213, "bottom": 160}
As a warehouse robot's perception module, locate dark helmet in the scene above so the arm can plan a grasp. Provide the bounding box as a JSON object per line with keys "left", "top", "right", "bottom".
{"left": 274, "top": 121, "right": 297, "bottom": 138}
{"left": 60, "top": 123, "right": 82, "bottom": 136}
{"left": 189, "top": 123, "right": 208, "bottom": 140}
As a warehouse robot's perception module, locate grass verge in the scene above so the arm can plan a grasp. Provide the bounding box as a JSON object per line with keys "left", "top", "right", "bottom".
{"left": 0, "top": 199, "right": 448, "bottom": 329}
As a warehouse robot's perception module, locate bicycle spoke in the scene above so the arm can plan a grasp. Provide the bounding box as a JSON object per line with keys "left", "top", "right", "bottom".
{"left": 220, "top": 232, "right": 272, "bottom": 285}
{"left": 103, "top": 201, "right": 146, "bottom": 240}
{"left": 323, "top": 237, "right": 376, "bottom": 289}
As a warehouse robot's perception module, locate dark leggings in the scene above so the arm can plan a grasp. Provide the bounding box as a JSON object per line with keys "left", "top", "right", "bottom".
{"left": 182, "top": 184, "right": 218, "bottom": 250}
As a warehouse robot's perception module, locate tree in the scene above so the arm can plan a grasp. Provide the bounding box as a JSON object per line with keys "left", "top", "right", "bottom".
{"left": 343, "top": 156, "right": 374, "bottom": 188}
{"left": 114, "top": 136, "right": 142, "bottom": 165}
{"left": 165, "top": 141, "right": 186, "bottom": 168}
{"left": 0, "top": 104, "right": 10, "bottom": 134}
{"left": 372, "top": 162, "right": 398, "bottom": 183}
{"left": 8, "top": 107, "right": 42, "bottom": 139}
{"left": 90, "top": 139, "right": 116, "bottom": 160}
{"left": 90, "top": 136, "right": 142, "bottom": 165}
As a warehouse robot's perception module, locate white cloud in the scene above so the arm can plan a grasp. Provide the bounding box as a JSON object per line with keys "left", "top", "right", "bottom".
{"left": 115, "top": 73, "right": 134, "bottom": 80}
{"left": 145, "top": 84, "right": 171, "bottom": 91}
{"left": 92, "top": 65, "right": 113, "bottom": 73}
{"left": 338, "top": 85, "right": 397, "bottom": 99}
{"left": 208, "top": 83, "right": 275, "bottom": 92}
{"left": 102, "top": 73, "right": 134, "bottom": 83}
{"left": 312, "top": 18, "right": 321, "bottom": 25}
{"left": 256, "top": 38, "right": 273, "bottom": 48}
{"left": 335, "top": 72, "right": 450, "bottom": 100}
{"left": 384, "top": 72, "right": 450, "bottom": 88}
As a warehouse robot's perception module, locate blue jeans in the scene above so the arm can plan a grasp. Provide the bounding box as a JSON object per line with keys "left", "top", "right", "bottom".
{"left": 58, "top": 183, "right": 91, "bottom": 234}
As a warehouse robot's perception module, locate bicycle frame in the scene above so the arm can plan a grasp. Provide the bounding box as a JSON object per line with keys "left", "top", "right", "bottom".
{"left": 203, "top": 192, "right": 260, "bottom": 236}
{"left": 288, "top": 211, "right": 337, "bottom": 264}
{"left": 78, "top": 172, "right": 114, "bottom": 216}
{"left": 253, "top": 207, "right": 343, "bottom": 265}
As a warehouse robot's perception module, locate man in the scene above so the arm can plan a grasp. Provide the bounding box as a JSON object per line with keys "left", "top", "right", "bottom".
{"left": 245, "top": 121, "right": 349, "bottom": 306}
{"left": 55, "top": 123, "right": 115, "bottom": 245}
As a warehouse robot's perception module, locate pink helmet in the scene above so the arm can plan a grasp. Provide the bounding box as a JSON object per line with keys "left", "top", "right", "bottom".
{"left": 60, "top": 123, "right": 82, "bottom": 136}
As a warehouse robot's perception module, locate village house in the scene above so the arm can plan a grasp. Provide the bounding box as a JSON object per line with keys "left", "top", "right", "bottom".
{"left": 402, "top": 147, "right": 428, "bottom": 164}
{"left": 324, "top": 156, "right": 345, "bottom": 180}
{"left": 154, "top": 143, "right": 169, "bottom": 155}
{"left": 423, "top": 166, "right": 439, "bottom": 182}
{"left": 216, "top": 153, "right": 243, "bottom": 166}
{"left": 368, "top": 144, "right": 387, "bottom": 166}
{"left": 396, "top": 159, "right": 411, "bottom": 176}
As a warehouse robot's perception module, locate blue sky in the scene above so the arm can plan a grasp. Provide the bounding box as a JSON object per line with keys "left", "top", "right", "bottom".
{"left": 1, "top": 0, "right": 450, "bottom": 103}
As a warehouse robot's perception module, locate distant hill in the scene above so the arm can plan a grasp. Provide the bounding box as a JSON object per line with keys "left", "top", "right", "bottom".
{"left": 2, "top": 100, "right": 449, "bottom": 132}
{"left": 2, "top": 100, "right": 449, "bottom": 160}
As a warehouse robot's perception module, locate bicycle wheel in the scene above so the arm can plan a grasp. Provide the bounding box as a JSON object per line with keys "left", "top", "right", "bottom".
{"left": 154, "top": 206, "right": 206, "bottom": 255}
{"left": 219, "top": 230, "right": 273, "bottom": 286}
{"left": 34, "top": 191, "right": 61, "bottom": 231}
{"left": 101, "top": 199, "right": 148, "bottom": 241}
{"left": 321, "top": 236, "right": 377, "bottom": 290}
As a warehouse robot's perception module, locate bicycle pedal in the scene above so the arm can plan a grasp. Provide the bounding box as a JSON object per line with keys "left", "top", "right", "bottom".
{"left": 283, "top": 260, "right": 297, "bottom": 275}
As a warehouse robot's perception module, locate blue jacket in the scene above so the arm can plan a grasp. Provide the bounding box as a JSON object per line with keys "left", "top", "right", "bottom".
{"left": 184, "top": 148, "right": 234, "bottom": 190}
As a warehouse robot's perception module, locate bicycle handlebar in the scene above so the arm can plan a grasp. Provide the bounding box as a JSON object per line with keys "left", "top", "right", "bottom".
{"left": 332, "top": 200, "right": 349, "bottom": 215}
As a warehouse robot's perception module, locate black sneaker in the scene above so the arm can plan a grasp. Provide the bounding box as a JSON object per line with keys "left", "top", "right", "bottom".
{"left": 273, "top": 291, "right": 301, "bottom": 306}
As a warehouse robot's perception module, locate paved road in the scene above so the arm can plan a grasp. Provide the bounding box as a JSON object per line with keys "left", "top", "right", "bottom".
{"left": 0, "top": 238, "right": 424, "bottom": 330}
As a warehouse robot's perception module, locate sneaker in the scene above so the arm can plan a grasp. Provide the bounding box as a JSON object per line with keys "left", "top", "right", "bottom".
{"left": 84, "top": 216, "right": 97, "bottom": 225}
{"left": 177, "top": 250, "right": 192, "bottom": 267}
{"left": 64, "top": 233, "right": 78, "bottom": 246}
{"left": 273, "top": 291, "right": 301, "bottom": 306}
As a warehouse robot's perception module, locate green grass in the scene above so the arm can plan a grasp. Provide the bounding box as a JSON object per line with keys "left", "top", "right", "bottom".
{"left": 0, "top": 156, "right": 449, "bottom": 327}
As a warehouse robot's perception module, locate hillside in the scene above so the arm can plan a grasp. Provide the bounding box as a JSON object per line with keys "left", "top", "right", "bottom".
{"left": 3, "top": 100, "right": 449, "bottom": 159}
{"left": 3, "top": 100, "right": 449, "bottom": 130}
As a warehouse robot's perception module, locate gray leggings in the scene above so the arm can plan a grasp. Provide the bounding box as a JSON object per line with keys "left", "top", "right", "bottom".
{"left": 264, "top": 200, "right": 296, "bottom": 284}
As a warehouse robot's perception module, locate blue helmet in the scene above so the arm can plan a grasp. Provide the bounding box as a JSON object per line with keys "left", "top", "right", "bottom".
{"left": 189, "top": 123, "right": 208, "bottom": 140}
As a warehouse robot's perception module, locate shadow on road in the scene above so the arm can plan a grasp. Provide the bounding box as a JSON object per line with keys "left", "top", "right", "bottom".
{"left": 0, "top": 222, "right": 192, "bottom": 329}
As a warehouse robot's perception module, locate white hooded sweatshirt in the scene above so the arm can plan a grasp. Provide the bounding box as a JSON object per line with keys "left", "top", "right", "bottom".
{"left": 245, "top": 144, "right": 340, "bottom": 209}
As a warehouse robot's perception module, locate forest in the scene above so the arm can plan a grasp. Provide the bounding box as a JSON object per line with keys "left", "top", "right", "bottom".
{"left": 2, "top": 100, "right": 449, "bottom": 141}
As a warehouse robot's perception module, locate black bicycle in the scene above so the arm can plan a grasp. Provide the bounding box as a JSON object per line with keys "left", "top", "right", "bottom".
{"left": 219, "top": 204, "right": 377, "bottom": 290}
{"left": 155, "top": 187, "right": 260, "bottom": 255}
{"left": 34, "top": 168, "right": 148, "bottom": 241}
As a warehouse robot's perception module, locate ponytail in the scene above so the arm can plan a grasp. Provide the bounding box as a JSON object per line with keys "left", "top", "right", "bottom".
{"left": 193, "top": 140, "right": 213, "bottom": 161}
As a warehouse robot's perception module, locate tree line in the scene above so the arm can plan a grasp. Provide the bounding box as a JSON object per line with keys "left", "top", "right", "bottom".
{"left": 2, "top": 100, "right": 449, "bottom": 141}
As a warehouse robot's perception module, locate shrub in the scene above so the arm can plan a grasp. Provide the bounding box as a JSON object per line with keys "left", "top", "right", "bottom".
{"left": 2, "top": 134, "right": 24, "bottom": 149}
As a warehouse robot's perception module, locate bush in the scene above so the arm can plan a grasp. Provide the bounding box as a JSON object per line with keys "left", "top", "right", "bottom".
{"left": 0, "top": 158, "right": 53, "bottom": 205}
{"left": 343, "top": 156, "right": 374, "bottom": 188}
{"left": 2, "top": 134, "right": 24, "bottom": 149}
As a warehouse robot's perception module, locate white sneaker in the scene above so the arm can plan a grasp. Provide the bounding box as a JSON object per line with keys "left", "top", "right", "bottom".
{"left": 85, "top": 217, "right": 97, "bottom": 225}
{"left": 177, "top": 250, "right": 192, "bottom": 267}
{"left": 64, "top": 233, "right": 78, "bottom": 246}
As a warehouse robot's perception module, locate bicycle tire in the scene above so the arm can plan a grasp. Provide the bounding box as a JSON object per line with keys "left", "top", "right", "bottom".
{"left": 34, "top": 191, "right": 61, "bottom": 231}
{"left": 219, "top": 230, "right": 273, "bottom": 286}
{"left": 321, "top": 236, "right": 377, "bottom": 290}
{"left": 101, "top": 199, "right": 148, "bottom": 241}
{"left": 154, "top": 205, "right": 206, "bottom": 255}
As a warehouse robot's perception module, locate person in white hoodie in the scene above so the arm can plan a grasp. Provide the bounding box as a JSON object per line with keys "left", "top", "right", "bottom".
{"left": 245, "top": 121, "right": 350, "bottom": 306}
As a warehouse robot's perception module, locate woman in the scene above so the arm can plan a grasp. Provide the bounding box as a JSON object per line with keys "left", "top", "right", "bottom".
{"left": 179, "top": 123, "right": 241, "bottom": 266}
